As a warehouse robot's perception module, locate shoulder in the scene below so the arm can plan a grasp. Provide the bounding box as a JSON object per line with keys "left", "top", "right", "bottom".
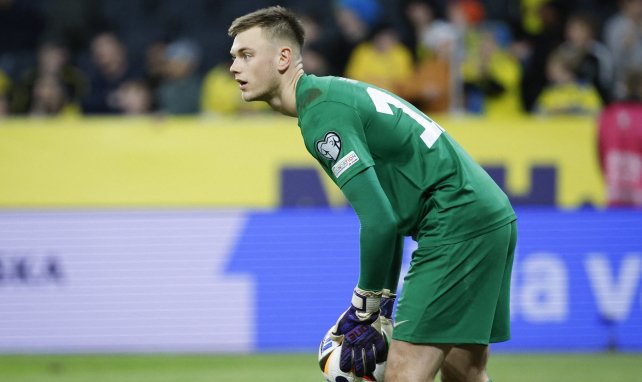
{"left": 297, "top": 77, "right": 370, "bottom": 140}
{"left": 297, "top": 75, "right": 357, "bottom": 100}
{"left": 296, "top": 74, "right": 332, "bottom": 111}
{"left": 297, "top": 75, "right": 365, "bottom": 119}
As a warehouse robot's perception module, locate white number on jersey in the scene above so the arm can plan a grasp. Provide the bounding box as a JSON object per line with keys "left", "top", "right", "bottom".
{"left": 366, "top": 87, "right": 444, "bottom": 148}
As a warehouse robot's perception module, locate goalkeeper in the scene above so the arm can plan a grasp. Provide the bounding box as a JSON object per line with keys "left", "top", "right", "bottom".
{"left": 229, "top": 7, "right": 517, "bottom": 382}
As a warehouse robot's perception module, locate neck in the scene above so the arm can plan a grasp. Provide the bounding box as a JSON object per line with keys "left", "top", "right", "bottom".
{"left": 268, "top": 64, "right": 304, "bottom": 117}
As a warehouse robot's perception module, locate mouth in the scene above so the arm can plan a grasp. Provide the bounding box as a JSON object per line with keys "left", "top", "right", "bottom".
{"left": 236, "top": 79, "right": 248, "bottom": 90}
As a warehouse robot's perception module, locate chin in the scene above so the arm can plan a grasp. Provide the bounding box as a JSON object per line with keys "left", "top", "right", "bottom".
{"left": 241, "top": 92, "right": 259, "bottom": 102}
{"left": 243, "top": 91, "right": 269, "bottom": 103}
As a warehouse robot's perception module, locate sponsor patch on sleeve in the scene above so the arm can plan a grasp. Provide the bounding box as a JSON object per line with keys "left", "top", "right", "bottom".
{"left": 331, "top": 151, "right": 359, "bottom": 178}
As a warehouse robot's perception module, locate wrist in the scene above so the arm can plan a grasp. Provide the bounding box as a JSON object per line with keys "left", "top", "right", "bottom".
{"left": 351, "top": 287, "right": 382, "bottom": 315}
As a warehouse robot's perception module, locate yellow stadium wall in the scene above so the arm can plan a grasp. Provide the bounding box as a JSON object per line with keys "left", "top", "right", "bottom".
{"left": 0, "top": 115, "right": 605, "bottom": 208}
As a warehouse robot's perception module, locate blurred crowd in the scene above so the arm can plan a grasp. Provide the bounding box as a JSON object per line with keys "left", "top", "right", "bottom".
{"left": 0, "top": 0, "right": 641, "bottom": 118}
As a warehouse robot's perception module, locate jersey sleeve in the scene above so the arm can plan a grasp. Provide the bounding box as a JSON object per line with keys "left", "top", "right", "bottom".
{"left": 300, "top": 101, "right": 374, "bottom": 188}
{"left": 341, "top": 167, "right": 399, "bottom": 292}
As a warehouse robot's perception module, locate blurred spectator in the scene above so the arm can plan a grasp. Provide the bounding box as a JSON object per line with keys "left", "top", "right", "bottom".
{"left": 0, "top": 0, "right": 632, "bottom": 119}
{"left": 598, "top": 69, "right": 642, "bottom": 207}
{"left": 560, "top": 12, "right": 614, "bottom": 105}
{"left": 302, "top": 43, "right": 331, "bottom": 76}
{"left": 156, "top": 38, "right": 202, "bottom": 115}
{"left": 397, "top": 0, "right": 455, "bottom": 113}
{"left": 321, "top": 4, "right": 371, "bottom": 76}
{"left": 535, "top": 48, "right": 601, "bottom": 115}
{"left": 447, "top": 0, "right": 487, "bottom": 55}
{"left": 403, "top": 0, "right": 449, "bottom": 58}
{"left": 603, "top": 0, "right": 642, "bottom": 101}
{"left": 143, "top": 40, "right": 168, "bottom": 110}
{"left": 41, "top": 0, "right": 104, "bottom": 57}
{"left": 10, "top": 40, "right": 87, "bottom": 114}
{"left": 298, "top": 10, "right": 331, "bottom": 76}
{"left": 298, "top": 8, "right": 325, "bottom": 45}
{"left": 445, "top": 0, "right": 489, "bottom": 113}
{"left": 337, "top": 0, "right": 381, "bottom": 28}
{"left": 519, "top": 0, "right": 554, "bottom": 36}
{"left": 450, "top": 0, "right": 486, "bottom": 26}
{"left": 344, "top": 23, "right": 414, "bottom": 93}
{"left": 200, "top": 63, "right": 269, "bottom": 115}
{"left": 82, "top": 31, "right": 143, "bottom": 114}
{"left": 461, "top": 23, "right": 523, "bottom": 116}
{"left": 28, "top": 74, "right": 80, "bottom": 116}
{"left": 518, "top": 1, "right": 567, "bottom": 112}
{"left": 0, "top": 68, "right": 10, "bottom": 117}
{"left": 114, "top": 80, "right": 153, "bottom": 115}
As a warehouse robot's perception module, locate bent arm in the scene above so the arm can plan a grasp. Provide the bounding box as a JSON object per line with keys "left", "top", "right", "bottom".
{"left": 341, "top": 167, "right": 400, "bottom": 292}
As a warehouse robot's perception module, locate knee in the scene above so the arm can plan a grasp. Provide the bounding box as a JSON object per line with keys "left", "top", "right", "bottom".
{"left": 439, "top": 365, "right": 488, "bottom": 382}
{"left": 439, "top": 364, "right": 461, "bottom": 382}
{"left": 385, "top": 340, "right": 445, "bottom": 382}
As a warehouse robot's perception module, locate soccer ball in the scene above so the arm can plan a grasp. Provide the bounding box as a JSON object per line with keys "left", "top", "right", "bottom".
{"left": 318, "top": 326, "right": 389, "bottom": 382}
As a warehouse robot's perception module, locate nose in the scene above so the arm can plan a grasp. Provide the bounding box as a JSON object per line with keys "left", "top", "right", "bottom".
{"left": 230, "top": 58, "right": 239, "bottom": 74}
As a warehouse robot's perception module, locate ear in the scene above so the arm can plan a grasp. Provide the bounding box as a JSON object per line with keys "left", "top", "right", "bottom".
{"left": 276, "top": 46, "right": 293, "bottom": 72}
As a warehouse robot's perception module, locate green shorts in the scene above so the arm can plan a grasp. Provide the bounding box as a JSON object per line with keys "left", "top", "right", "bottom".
{"left": 393, "top": 220, "right": 517, "bottom": 345}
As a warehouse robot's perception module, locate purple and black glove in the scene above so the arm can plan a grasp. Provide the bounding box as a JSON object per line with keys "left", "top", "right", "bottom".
{"left": 332, "top": 288, "right": 387, "bottom": 377}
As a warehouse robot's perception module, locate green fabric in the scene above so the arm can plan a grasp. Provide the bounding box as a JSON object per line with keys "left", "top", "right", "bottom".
{"left": 341, "top": 168, "right": 398, "bottom": 291}
{"left": 384, "top": 234, "right": 404, "bottom": 293}
{"left": 393, "top": 221, "right": 517, "bottom": 344}
{"left": 294, "top": 73, "right": 517, "bottom": 299}
{"left": 295, "top": 74, "right": 515, "bottom": 247}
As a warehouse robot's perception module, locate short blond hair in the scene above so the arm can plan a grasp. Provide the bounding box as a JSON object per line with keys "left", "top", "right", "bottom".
{"left": 228, "top": 6, "right": 305, "bottom": 50}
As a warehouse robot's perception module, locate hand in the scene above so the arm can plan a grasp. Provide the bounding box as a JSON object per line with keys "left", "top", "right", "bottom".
{"left": 332, "top": 288, "right": 387, "bottom": 377}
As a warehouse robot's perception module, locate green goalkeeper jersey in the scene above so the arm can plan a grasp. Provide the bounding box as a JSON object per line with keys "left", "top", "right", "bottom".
{"left": 296, "top": 74, "right": 515, "bottom": 247}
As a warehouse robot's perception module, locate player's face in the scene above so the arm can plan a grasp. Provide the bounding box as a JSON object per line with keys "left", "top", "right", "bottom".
{"left": 230, "top": 27, "right": 281, "bottom": 102}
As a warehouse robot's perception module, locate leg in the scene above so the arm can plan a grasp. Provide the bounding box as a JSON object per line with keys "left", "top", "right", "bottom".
{"left": 440, "top": 344, "right": 489, "bottom": 382}
{"left": 390, "top": 223, "right": 516, "bottom": 381}
{"left": 384, "top": 339, "right": 451, "bottom": 382}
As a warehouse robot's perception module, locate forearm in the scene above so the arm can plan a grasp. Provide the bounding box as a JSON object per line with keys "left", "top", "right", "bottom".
{"left": 358, "top": 219, "right": 397, "bottom": 291}
{"left": 384, "top": 235, "right": 404, "bottom": 293}
{"left": 341, "top": 167, "right": 399, "bottom": 292}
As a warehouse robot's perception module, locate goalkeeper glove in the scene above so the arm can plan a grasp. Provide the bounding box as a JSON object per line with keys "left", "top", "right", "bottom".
{"left": 332, "top": 288, "right": 387, "bottom": 377}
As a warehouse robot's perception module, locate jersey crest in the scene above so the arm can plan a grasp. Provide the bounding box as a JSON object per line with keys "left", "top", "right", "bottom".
{"left": 316, "top": 132, "right": 341, "bottom": 161}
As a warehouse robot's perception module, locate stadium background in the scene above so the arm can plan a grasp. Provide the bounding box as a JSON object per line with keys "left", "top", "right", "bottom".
{"left": 1, "top": 0, "right": 642, "bottom": 381}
